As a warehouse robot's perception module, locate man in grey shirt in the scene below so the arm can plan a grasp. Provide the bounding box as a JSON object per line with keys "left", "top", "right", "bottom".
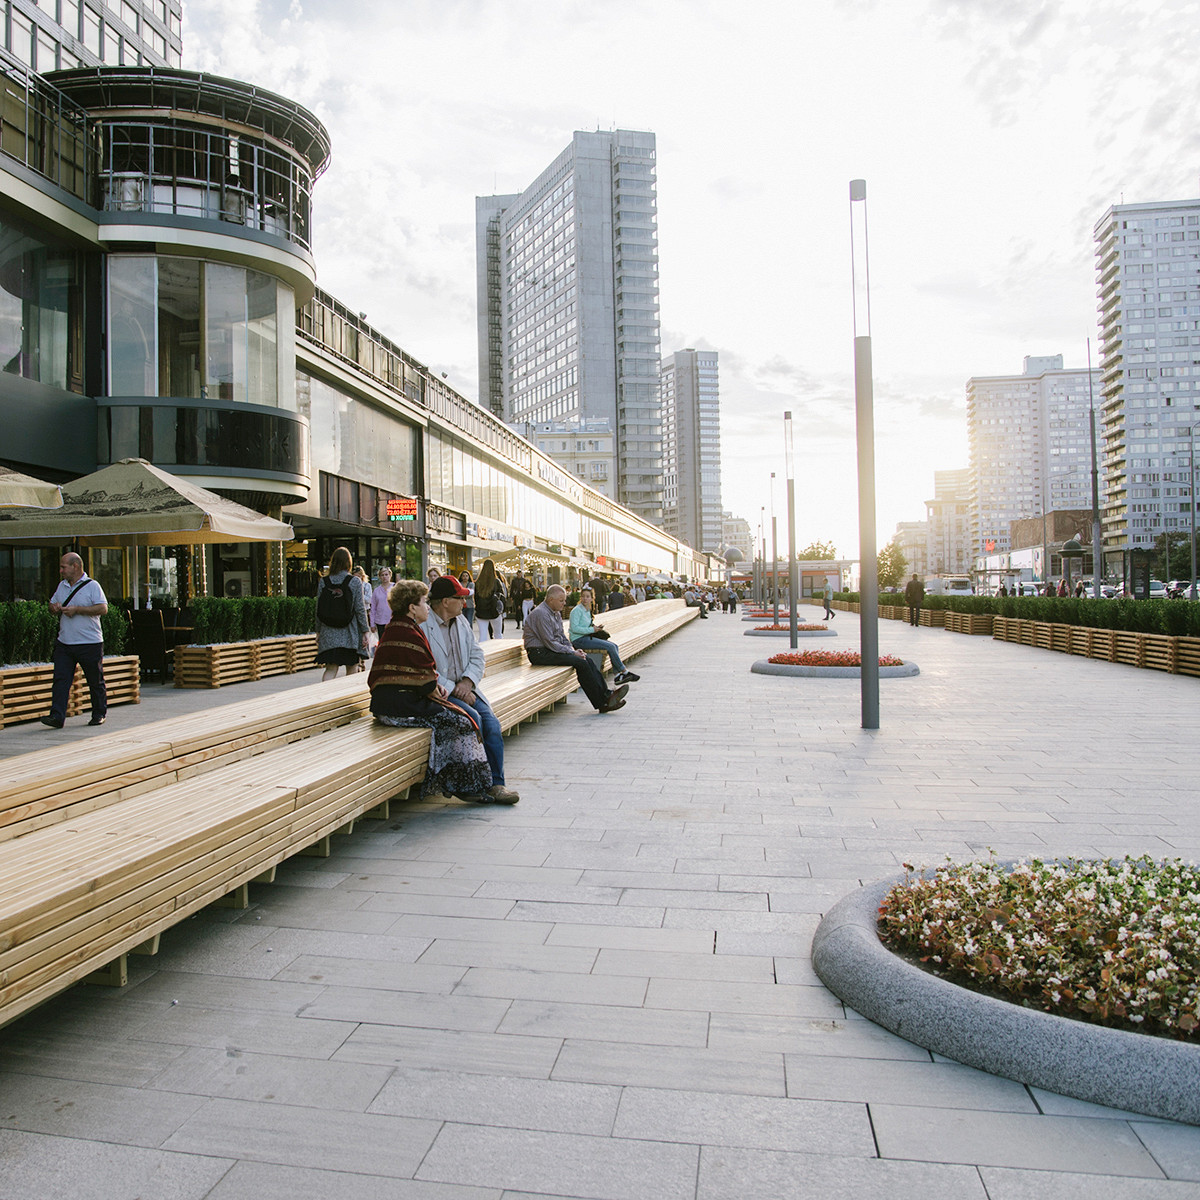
{"left": 523, "top": 585, "right": 629, "bottom": 713}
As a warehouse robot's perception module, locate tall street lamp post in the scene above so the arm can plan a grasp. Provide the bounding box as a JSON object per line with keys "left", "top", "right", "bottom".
{"left": 850, "top": 179, "right": 879, "bottom": 729}
{"left": 770, "top": 472, "right": 779, "bottom": 625}
{"left": 785, "top": 413, "right": 799, "bottom": 648}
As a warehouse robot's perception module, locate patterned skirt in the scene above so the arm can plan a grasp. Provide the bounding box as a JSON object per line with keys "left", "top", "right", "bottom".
{"left": 375, "top": 702, "right": 492, "bottom": 798}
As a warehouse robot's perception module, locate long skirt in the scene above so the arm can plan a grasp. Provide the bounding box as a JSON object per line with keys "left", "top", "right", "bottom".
{"left": 375, "top": 701, "right": 492, "bottom": 798}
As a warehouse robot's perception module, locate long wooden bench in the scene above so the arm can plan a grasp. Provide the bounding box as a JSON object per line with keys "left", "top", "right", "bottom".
{"left": 0, "top": 598, "right": 696, "bottom": 1028}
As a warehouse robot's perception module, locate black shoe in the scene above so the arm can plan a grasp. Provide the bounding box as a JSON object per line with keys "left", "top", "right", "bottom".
{"left": 40, "top": 716, "right": 64, "bottom": 729}
{"left": 598, "top": 684, "right": 629, "bottom": 713}
{"left": 88, "top": 715, "right": 106, "bottom": 726}
{"left": 614, "top": 671, "right": 640, "bottom": 684}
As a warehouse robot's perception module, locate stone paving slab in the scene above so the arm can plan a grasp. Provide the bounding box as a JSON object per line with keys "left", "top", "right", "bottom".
{"left": 3, "top": 611, "right": 1200, "bottom": 1195}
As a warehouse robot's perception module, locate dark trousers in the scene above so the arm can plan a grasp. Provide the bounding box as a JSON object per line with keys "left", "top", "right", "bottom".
{"left": 908, "top": 607, "right": 920, "bottom": 626}
{"left": 526, "top": 645, "right": 609, "bottom": 709}
{"left": 50, "top": 639, "right": 106, "bottom": 722}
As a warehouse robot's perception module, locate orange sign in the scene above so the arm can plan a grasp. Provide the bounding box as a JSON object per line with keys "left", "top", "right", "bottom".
{"left": 387, "top": 497, "right": 418, "bottom": 522}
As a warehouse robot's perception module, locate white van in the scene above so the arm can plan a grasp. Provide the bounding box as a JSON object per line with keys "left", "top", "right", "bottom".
{"left": 923, "top": 575, "right": 973, "bottom": 597}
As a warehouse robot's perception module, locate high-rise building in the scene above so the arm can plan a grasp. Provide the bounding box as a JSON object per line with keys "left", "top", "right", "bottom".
{"left": 721, "top": 511, "right": 753, "bottom": 563}
{"left": 1095, "top": 198, "right": 1200, "bottom": 556}
{"left": 5, "top": 0, "right": 182, "bottom": 71}
{"left": 966, "top": 355, "right": 1100, "bottom": 559}
{"left": 893, "top": 519, "right": 929, "bottom": 580}
{"left": 925, "top": 468, "right": 972, "bottom": 575}
{"left": 476, "top": 129, "right": 663, "bottom": 524}
{"left": 660, "top": 348, "right": 721, "bottom": 550}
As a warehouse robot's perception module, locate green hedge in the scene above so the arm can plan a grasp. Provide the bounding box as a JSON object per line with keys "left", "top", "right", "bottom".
{"left": 0, "top": 601, "right": 128, "bottom": 665}
{"left": 831, "top": 592, "right": 1200, "bottom": 636}
{"left": 190, "top": 596, "right": 316, "bottom": 645}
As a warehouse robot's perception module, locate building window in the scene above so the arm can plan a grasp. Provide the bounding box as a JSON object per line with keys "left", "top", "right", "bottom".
{"left": 108, "top": 255, "right": 293, "bottom": 407}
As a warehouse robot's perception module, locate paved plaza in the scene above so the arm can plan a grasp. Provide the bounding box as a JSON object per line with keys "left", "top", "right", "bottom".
{"left": 2, "top": 608, "right": 1200, "bottom": 1198}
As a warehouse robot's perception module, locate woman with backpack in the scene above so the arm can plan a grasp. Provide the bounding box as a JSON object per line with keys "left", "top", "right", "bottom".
{"left": 473, "top": 557, "right": 508, "bottom": 640}
{"left": 315, "top": 546, "right": 370, "bottom": 680}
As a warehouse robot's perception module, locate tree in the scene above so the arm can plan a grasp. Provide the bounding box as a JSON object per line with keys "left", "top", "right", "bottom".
{"left": 877, "top": 539, "right": 907, "bottom": 590}
{"left": 1153, "top": 530, "right": 1194, "bottom": 581}
{"left": 799, "top": 539, "right": 838, "bottom": 560}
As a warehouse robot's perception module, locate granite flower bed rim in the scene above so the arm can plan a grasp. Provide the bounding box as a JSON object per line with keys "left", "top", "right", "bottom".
{"left": 750, "top": 659, "right": 918, "bottom": 677}
{"left": 811, "top": 873, "right": 1200, "bottom": 1125}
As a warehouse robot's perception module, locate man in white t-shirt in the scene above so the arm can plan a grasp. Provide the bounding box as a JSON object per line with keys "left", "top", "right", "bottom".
{"left": 42, "top": 552, "right": 108, "bottom": 729}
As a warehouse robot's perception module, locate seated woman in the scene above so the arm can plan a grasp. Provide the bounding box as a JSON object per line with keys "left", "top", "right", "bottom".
{"left": 568, "top": 585, "right": 640, "bottom": 685}
{"left": 368, "top": 579, "right": 494, "bottom": 802}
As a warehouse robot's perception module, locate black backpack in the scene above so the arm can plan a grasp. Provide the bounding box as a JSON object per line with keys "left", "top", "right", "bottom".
{"left": 317, "top": 576, "right": 355, "bottom": 628}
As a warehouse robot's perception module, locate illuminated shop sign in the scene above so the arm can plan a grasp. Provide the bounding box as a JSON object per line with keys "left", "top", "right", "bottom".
{"left": 387, "top": 497, "right": 418, "bottom": 522}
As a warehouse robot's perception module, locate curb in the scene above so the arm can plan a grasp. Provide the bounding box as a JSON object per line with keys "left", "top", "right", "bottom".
{"left": 751, "top": 660, "right": 918, "bottom": 677}
{"left": 811, "top": 875, "right": 1200, "bottom": 1125}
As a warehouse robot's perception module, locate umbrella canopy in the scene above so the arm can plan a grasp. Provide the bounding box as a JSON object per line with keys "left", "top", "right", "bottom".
{"left": 0, "top": 458, "right": 294, "bottom": 546}
{"left": 0, "top": 467, "right": 64, "bottom": 509}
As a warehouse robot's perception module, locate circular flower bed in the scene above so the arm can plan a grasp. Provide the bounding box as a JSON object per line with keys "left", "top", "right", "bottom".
{"left": 756, "top": 623, "right": 827, "bottom": 631}
{"left": 812, "top": 873, "right": 1200, "bottom": 1125}
{"left": 751, "top": 650, "right": 918, "bottom": 678}
{"left": 744, "top": 624, "right": 836, "bottom": 638}
{"left": 878, "top": 855, "right": 1200, "bottom": 1040}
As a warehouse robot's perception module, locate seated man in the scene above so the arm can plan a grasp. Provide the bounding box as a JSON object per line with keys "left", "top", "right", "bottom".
{"left": 524, "top": 585, "right": 629, "bottom": 713}
{"left": 423, "top": 574, "right": 520, "bottom": 803}
{"left": 683, "top": 585, "right": 709, "bottom": 617}
{"left": 568, "top": 585, "right": 639, "bottom": 685}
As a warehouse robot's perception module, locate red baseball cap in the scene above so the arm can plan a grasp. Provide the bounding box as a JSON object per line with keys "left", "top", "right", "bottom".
{"left": 429, "top": 575, "right": 470, "bottom": 600}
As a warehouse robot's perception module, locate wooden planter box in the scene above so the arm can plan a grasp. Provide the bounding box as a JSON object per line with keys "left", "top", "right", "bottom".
{"left": 0, "top": 655, "right": 140, "bottom": 727}
{"left": 943, "top": 612, "right": 994, "bottom": 636}
{"left": 175, "top": 634, "right": 320, "bottom": 689}
{"left": 918, "top": 608, "right": 945, "bottom": 628}
{"left": 992, "top": 619, "right": 1200, "bottom": 677}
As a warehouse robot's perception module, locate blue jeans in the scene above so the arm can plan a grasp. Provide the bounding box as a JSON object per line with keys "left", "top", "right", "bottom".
{"left": 455, "top": 690, "right": 505, "bottom": 786}
{"left": 571, "top": 635, "right": 626, "bottom": 674}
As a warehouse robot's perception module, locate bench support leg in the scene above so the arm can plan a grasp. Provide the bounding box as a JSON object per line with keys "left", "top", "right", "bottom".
{"left": 213, "top": 883, "right": 250, "bottom": 909}
{"left": 299, "top": 835, "right": 332, "bottom": 858}
{"left": 364, "top": 799, "right": 390, "bottom": 820}
{"left": 253, "top": 866, "right": 277, "bottom": 884}
{"left": 335, "top": 819, "right": 356, "bottom": 837}
{"left": 130, "top": 934, "right": 161, "bottom": 956}
{"left": 85, "top": 955, "right": 128, "bottom": 987}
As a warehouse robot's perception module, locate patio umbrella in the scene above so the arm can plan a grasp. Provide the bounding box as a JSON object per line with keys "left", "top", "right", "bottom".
{"left": 0, "top": 467, "right": 64, "bottom": 509}
{"left": 0, "top": 459, "right": 294, "bottom": 546}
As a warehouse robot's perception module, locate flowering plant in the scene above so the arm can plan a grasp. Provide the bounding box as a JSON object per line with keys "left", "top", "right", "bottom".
{"left": 767, "top": 650, "right": 904, "bottom": 667}
{"left": 755, "top": 623, "right": 827, "bottom": 631}
{"left": 878, "top": 855, "right": 1200, "bottom": 1041}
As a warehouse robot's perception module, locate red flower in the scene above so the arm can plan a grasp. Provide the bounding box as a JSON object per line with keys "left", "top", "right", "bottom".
{"left": 767, "top": 651, "right": 904, "bottom": 667}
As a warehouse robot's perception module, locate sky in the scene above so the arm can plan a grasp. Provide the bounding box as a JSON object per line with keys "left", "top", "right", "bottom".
{"left": 182, "top": 0, "right": 1200, "bottom": 559}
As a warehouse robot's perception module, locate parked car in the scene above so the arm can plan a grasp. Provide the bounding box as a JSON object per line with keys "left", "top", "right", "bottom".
{"left": 1167, "top": 580, "right": 1195, "bottom": 598}
{"left": 1149, "top": 580, "right": 1168, "bottom": 599}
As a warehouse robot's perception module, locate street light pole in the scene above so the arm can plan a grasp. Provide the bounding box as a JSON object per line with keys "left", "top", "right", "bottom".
{"left": 785, "top": 413, "right": 799, "bottom": 648}
{"left": 770, "top": 472, "right": 779, "bottom": 625}
{"left": 850, "top": 178, "right": 879, "bottom": 729}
